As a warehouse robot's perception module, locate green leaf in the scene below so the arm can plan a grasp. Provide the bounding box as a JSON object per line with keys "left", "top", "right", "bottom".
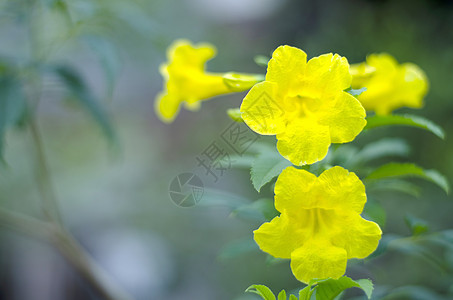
{"left": 364, "top": 114, "right": 445, "bottom": 139}
{"left": 251, "top": 147, "right": 292, "bottom": 192}
{"left": 53, "top": 64, "right": 116, "bottom": 143}
{"left": 345, "top": 87, "right": 367, "bottom": 97}
{"left": 230, "top": 198, "right": 278, "bottom": 222}
{"left": 82, "top": 35, "right": 122, "bottom": 99}
{"left": 383, "top": 286, "right": 447, "bottom": 300}
{"left": 299, "top": 286, "right": 316, "bottom": 300}
{"left": 366, "top": 179, "right": 422, "bottom": 198}
{"left": 218, "top": 238, "right": 259, "bottom": 260}
{"left": 230, "top": 154, "right": 256, "bottom": 169}
{"left": 277, "top": 290, "right": 286, "bottom": 300}
{"left": 227, "top": 108, "right": 244, "bottom": 122}
{"left": 388, "top": 238, "right": 447, "bottom": 273}
{"left": 0, "top": 75, "right": 26, "bottom": 161}
{"left": 363, "top": 198, "right": 386, "bottom": 228}
{"left": 246, "top": 285, "right": 276, "bottom": 300}
{"left": 312, "top": 277, "right": 374, "bottom": 300}
{"left": 327, "top": 144, "right": 358, "bottom": 167}
{"left": 355, "top": 138, "right": 410, "bottom": 164}
{"left": 197, "top": 188, "right": 249, "bottom": 209}
{"left": 288, "top": 295, "right": 298, "bottom": 300}
{"left": 265, "top": 255, "right": 287, "bottom": 266}
{"left": 366, "top": 162, "right": 450, "bottom": 194}
{"left": 405, "top": 214, "right": 429, "bottom": 236}
{"left": 254, "top": 55, "right": 270, "bottom": 68}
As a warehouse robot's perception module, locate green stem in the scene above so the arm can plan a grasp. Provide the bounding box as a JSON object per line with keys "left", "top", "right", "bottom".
{"left": 22, "top": 4, "right": 134, "bottom": 298}
{"left": 29, "top": 120, "right": 134, "bottom": 300}
{"left": 29, "top": 118, "right": 63, "bottom": 226}
{"left": 0, "top": 207, "right": 53, "bottom": 240}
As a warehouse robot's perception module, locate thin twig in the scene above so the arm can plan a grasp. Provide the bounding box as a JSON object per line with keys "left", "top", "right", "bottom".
{"left": 0, "top": 207, "right": 54, "bottom": 240}
{"left": 53, "top": 228, "right": 134, "bottom": 300}
{"left": 21, "top": 5, "right": 134, "bottom": 299}
{"left": 0, "top": 208, "right": 133, "bottom": 300}
{"left": 27, "top": 120, "right": 133, "bottom": 300}
{"left": 29, "top": 118, "right": 63, "bottom": 226}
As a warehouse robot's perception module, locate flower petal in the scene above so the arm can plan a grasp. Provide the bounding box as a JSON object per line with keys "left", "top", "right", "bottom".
{"left": 168, "top": 39, "right": 217, "bottom": 69}
{"left": 241, "top": 81, "right": 286, "bottom": 135}
{"left": 155, "top": 92, "right": 180, "bottom": 123}
{"left": 300, "top": 53, "right": 351, "bottom": 99}
{"left": 276, "top": 119, "right": 331, "bottom": 165}
{"left": 366, "top": 53, "right": 397, "bottom": 72}
{"left": 254, "top": 213, "right": 302, "bottom": 259}
{"left": 392, "top": 63, "right": 428, "bottom": 109}
{"left": 354, "top": 53, "right": 428, "bottom": 115}
{"left": 290, "top": 239, "right": 347, "bottom": 283}
{"left": 331, "top": 213, "right": 382, "bottom": 259}
{"left": 311, "top": 166, "right": 367, "bottom": 213}
{"left": 266, "top": 45, "right": 307, "bottom": 94}
{"left": 274, "top": 166, "right": 317, "bottom": 213}
{"left": 318, "top": 92, "right": 366, "bottom": 144}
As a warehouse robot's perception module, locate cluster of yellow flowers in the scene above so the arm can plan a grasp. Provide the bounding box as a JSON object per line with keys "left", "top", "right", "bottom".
{"left": 156, "top": 40, "right": 429, "bottom": 283}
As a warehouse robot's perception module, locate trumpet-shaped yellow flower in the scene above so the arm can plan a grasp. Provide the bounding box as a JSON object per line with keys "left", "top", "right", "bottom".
{"left": 240, "top": 46, "right": 366, "bottom": 166}
{"left": 350, "top": 53, "right": 429, "bottom": 115}
{"left": 254, "top": 166, "right": 382, "bottom": 283}
{"left": 155, "top": 40, "right": 261, "bottom": 123}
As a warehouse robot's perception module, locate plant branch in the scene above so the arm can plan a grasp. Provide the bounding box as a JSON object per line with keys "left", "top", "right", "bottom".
{"left": 53, "top": 228, "right": 134, "bottom": 300}
{"left": 0, "top": 208, "right": 133, "bottom": 300}
{"left": 26, "top": 119, "right": 133, "bottom": 300}
{"left": 0, "top": 207, "right": 54, "bottom": 240}
{"left": 29, "top": 118, "right": 63, "bottom": 226}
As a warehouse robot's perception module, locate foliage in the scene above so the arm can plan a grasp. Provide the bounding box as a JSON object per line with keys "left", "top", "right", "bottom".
{"left": 0, "top": 1, "right": 452, "bottom": 300}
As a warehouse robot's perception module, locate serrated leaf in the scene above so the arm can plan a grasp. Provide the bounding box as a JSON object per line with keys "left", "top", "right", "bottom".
{"left": 230, "top": 154, "right": 255, "bottom": 169}
{"left": 312, "top": 277, "right": 374, "bottom": 300}
{"left": 53, "top": 64, "right": 116, "bottom": 143}
{"left": 364, "top": 114, "right": 445, "bottom": 139}
{"left": 230, "top": 198, "right": 278, "bottom": 222}
{"left": 227, "top": 108, "right": 243, "bottom": 122}
{"left": 299, "top": 286, "right": 316, "bottom": 300}
{"left": 254, "top": 55, "right": 270, "bottom": 68}
{"left": 355, "top": 280, "right": 374, "bottom": 299}
{"left": 366, "top": 162, "right": 449, "bottom": 194}
{"left": 345, "top": 87, "right": 367, "bottom": 97}
{"left": 251, "top": 147, "right": 292, "bottom": 192}
{"left": 355, "top": 138, "right": 410, "bottom": 164}
{"left": 277, "top": 290, "right": 286, "bottom": 300}
{"left": 246, "top": 285, "right": 276, "bottom": 300}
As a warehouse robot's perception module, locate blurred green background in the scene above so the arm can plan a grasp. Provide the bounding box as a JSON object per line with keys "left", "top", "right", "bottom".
{"left": 0, "top": 0, "right": 453, "bottom": 299}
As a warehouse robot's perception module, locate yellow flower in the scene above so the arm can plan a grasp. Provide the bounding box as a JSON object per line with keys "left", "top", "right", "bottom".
{"left": 155, "top": 39, "right": 261, "bottom": 123}
{"left": 254, "top": 166, "right": 382, "bottom": 284}
{"left": 350, "top": 53, "right": 429, "bottom": 115}
{"left": 240, "top": 46, "right": 366, "bottom": 166}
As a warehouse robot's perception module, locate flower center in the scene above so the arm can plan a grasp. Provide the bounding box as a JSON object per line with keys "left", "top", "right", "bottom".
{"left": 283, "top": 95, "right": 320, "bottom": 121}
{"left": 300, "top": 208, "right": 336, "bottom": 238}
